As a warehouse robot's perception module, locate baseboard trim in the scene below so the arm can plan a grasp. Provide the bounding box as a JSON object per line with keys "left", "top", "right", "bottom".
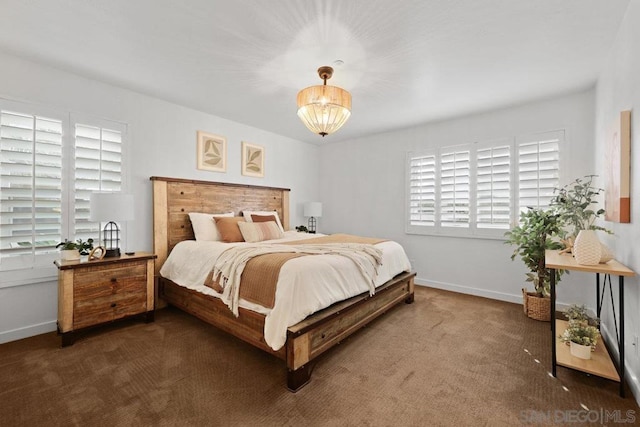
{"left": 415, "top": 277, "right": 523, "bottom": 304}
{"left": 0, "top": 321, "right": 57, "bottom": 345}
{"left": 415, "top": 277, "right": 581, "bottom": 312}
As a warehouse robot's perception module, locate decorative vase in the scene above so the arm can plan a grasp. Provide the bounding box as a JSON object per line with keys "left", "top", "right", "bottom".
{"left": 599, "top": 243, "right": 614, "bottom": 263}
{"left": 60, "top": 249, "right": 80, "bottom": 261}
{"left": 570, "top": 341, "right": 592, "bottom": 360}
{"left": 573, "top": 230, "right": 601, "bottom": 265}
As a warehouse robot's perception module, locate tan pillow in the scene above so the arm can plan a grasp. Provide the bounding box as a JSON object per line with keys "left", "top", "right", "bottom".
{"left": 238, "top": 221, "right": 284, "bottom": 243}
{"left": 243, "top": 210, "right": 284, "bottom": 232}
{"left": 214, "top": 217, "right": 246, "bottom": 242}
{"left": 251, "top": 214, "right": 277, "bottom": 223}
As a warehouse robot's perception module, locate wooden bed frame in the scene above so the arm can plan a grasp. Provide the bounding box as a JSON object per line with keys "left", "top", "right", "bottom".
{"left": 151, "top": 176, "right": 415, "bottom": 391}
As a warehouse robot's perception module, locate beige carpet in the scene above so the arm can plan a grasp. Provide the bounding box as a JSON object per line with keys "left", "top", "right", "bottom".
{"left": 0, "top": 286, "right": 637, "bottom": 426}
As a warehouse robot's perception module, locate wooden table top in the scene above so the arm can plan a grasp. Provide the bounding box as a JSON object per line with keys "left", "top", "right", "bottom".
{"left": 545, "top": 250, "right": 635, "bottom": 276}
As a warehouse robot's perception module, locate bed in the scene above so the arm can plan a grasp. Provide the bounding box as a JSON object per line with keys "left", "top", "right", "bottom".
{"left": 151, "top": 176, "right": 416, "bottom": 391}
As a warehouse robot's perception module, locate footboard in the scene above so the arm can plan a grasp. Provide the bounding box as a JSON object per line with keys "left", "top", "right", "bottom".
{"left": 285, "top": 271, "right": 415, "bottom": 391}
{"left": 160, "top": 271, "right": 415, "bottom": 391}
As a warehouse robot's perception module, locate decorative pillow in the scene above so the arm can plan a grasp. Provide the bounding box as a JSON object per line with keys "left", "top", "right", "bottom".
{"left": 238, "top": 221, "right": 284, "bottom": 243}
{"left": 214, "top": 217, "right": 246, "bottom": 243}
{"left": 251, "top": 214, "right": 277, "bottom": 223}
{"left": 243, "top": 210, "right": 284, "bottom": 232}
{"left": 188, "top": 212, "right": 234, "bottom": 241}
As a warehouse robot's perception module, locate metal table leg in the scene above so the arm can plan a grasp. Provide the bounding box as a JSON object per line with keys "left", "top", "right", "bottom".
{"left": 619, "top": 275, "right": 625, "bottom": 397}
{"left": 551, "top": 267, "right": 557, "bottom": 377}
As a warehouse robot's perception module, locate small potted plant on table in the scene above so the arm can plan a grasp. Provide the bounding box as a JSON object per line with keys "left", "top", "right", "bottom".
{"left": 560, "top": 323, "right": 599, "bottom": 360}
{"left": 56, "top": 238, "right": 94, "bottom": 261}
{"left": 505, "top": 208, "right": 564, "bottom": 321}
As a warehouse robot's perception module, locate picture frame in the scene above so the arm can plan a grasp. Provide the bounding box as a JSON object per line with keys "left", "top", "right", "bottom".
{"left": 196, "top": 131, "right": 227, "bottom": 173}
{"left": 241, "top": 141, "right": 264, "bottom": 177}
{"left": 604, "top": 110, "right": 631, "bottom": 223}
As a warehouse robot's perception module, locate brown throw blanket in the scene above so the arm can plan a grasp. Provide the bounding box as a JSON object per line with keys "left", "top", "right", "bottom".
{"left": 205, "top": 234, "right": 386, "bottom": 310}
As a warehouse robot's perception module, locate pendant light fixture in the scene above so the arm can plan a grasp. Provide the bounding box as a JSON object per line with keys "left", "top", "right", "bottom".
{"left": 296, "top": 66, "right": 351, "bottom": 137}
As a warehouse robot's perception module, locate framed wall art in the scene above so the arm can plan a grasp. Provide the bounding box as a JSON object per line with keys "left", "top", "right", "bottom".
{"left": 196, "top": 131, "right": 227, "bottom": 172}
{"left": 241, "top": 141, "right": 264, "bottom": 177}
{"left": 604, "top": 110, "right": 631, "bottom": 223}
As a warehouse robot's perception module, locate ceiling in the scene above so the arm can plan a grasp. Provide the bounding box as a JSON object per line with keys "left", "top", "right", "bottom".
{"left": 0, "top": 0, "right": 630, "bottom": 144}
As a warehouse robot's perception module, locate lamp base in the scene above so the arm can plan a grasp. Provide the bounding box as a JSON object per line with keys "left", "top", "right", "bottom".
{"left": 105, "top": 248, "right": 121, "bottom": 258}
{"left": 308, "top": 216, "right": 317, "bottom": 233}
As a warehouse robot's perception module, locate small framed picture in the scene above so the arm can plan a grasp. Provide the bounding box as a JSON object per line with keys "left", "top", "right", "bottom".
{"left": 196, "top": 131, "right": 227, "bottom": 172}
{"left": 241, "top": 141, "right": 264, "bottom": 177}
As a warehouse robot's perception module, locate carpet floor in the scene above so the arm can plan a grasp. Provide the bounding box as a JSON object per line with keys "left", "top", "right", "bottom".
{"left": 0, "top": 286, "right": 638, "bottom": 426}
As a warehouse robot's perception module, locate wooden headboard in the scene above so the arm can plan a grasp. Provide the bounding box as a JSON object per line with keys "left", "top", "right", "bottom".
{"left": 150, "top": 176, "right": 290, "bottom": 275}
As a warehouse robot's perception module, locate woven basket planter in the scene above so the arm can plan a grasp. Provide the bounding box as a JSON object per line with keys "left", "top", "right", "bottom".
{"left": 522, "top": 288, "right": 550, "bottom": 322}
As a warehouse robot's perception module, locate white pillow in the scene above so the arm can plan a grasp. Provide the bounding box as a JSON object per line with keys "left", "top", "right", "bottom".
{"left": 243, "top": 210, "right": 285, "bottom": 232}
{"left": 238, "top": 221, "right": 284, "bottom": 243}
{"left": 188, "top": 212, "right": 234, "bottom": 241}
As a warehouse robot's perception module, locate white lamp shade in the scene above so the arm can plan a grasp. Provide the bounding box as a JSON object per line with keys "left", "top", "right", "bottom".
{"left": 89, "top": 193, "right": 135, "bottom": 222}
{"left": 304, "top": 202, "right": 322, "bottom": 217}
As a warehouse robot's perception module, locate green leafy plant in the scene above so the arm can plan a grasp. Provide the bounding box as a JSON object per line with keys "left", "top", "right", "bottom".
{"left": 564, "top": 304, "right": 589, "bottom": 322}
{"left": 550, "top": 175, "right": 612, "bottom": 238}
{"left": 56, "top": 238, "right": 94, "bottom": 255}
{"left": 560, "top": 324, "right": 599, "bottom": 348}
{"left": 504, "top": 208, "right": 564, "bottom": 296}
{"left": 295, "top": 225, "right": 309, "bottom": 233}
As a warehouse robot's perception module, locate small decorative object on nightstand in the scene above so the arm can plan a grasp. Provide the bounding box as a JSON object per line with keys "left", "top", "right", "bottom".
{"left": 304, "top": 201, "right": 322, "bottom": 234}
{"left": 54, "top": 252, "right": 157, "bottom": 347}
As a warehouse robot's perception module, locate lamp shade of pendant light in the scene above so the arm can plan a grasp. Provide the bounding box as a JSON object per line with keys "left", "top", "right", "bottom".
{"left": 297, "top": 66, "right": 351, "bottom": 137}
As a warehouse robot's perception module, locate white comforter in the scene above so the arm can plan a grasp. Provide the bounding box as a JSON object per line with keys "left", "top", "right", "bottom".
{"left": 160, "top": 231, "right": 411, "bottom": 350}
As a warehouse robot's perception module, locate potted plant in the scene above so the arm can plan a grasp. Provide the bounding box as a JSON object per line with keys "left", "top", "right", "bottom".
{"left": 295, "top": 225, "right": 309, "bottom": 233}
{"left": 564, "top": 304, "right": 590, "bottom": 327}
{"left": 505, "top": 207, "right": 564, "bottom": 321}
{"left": 56, "top": 238, "right": 94, "bottom": 261}
{"left": 550, "top": 175, "right": 612, "bottom": 264}
{"left": 559, "top": 323, "right": 599, "bottom": 360}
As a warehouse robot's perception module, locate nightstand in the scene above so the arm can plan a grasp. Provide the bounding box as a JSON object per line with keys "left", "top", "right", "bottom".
{"left": 54, "top": 252, "right": 157, "bottom": 347}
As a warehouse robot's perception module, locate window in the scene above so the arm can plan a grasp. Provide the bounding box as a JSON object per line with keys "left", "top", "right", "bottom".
{"left": 73, "top": 124, "right": 123, "bottom": 242}
{"left": 476, "top": 143, "right": 511, "bottom": 229}
{"left": 408, "top": 152, "right": 436, "bottom": 227}
{"left": 439, "top": 147, "right": 470, "bottom": 227}
{"left": 517, "top": 131, "right": 562, "bottom": 212}
{"left": 0, "top": 100, "right": 126, "bottom": 277}
{"left": 0, "top": 109, "right": 65, "bottom": 271}
{"left": 407, "top": 130, "right": 562, "bottom": 238}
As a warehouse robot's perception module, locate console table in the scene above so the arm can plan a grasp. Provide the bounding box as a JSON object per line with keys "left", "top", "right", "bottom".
{"left": 546, "top": 250, "right": 635, "bottom": 397}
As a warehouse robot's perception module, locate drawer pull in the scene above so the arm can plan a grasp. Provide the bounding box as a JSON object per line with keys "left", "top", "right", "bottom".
{"left": 111, "top": 278, "right": 117, "bottom": 283}
{"left": 111, "top": 303, "right": 117, "bottom": 308}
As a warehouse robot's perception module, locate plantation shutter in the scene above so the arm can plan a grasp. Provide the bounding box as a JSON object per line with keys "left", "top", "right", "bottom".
{"left": 439, "top": 148, "right": 470, "bottom": 227}
{"left": 408, "top": 153, "right": 436, "bottom": 226}
{"left": 0, "top": 110, "right": 63, "bottom": 269}
{"left": 73, "top": 124, "right": 123, "bottom": 243}
{"left": 518, "top": 131, "right": 562, "bottom": 212}
{"left": 476, "top": 143, "right": 511, "bottom": 229}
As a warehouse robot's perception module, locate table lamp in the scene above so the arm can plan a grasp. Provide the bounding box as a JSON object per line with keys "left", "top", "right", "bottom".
{"left": 89, "top": 192, "right": 134, "bottom": 257}
{"left": 304, "top": 202, "right": 322, "bottom": 234}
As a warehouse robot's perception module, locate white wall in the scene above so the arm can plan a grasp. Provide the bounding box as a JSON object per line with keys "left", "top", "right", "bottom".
{"left": 319, "top": 89, "right": 598, "bottom": 307}
{"left": 0, "top": 52, "right": 320, "bottom": 343}
{"left": 594, "top": 1, "right": 640, "bottom": 403}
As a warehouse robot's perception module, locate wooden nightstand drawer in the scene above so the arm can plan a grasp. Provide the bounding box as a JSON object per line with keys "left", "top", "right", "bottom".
{"left": 73, "top": 290, "right": 147, "bottom": 329}
{"left": 55, "top": 252, "right": 157, "bottom": 346}
{"left": 74, "top": 262, "right": 147, "bottom": 288}
{"left": 73, "top": 262, "right": 147, "bottom": 302}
